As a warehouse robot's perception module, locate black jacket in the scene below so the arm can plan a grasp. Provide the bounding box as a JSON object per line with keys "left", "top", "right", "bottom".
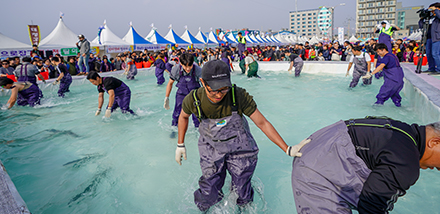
{"left": 345, "top": 118, "right": 425, "bottom": 213}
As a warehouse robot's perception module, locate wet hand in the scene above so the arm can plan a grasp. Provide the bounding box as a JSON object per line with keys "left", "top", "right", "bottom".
{"left": 362, "top": 73, "right": 372, "bottom": 79}
{"left": 164, "top": 97, "right": 170, "bottom": 110}
{"left": 175, "top": 143, "right": 186, "bottom": 165}
{"left": 286, "top": 138, "right": 311, "bottom": 157}
{"left": 104, "top": 109, "right": 111, "bottom": 118}
{"left": 345, "top": 71, "right": 349, "bottom": 77}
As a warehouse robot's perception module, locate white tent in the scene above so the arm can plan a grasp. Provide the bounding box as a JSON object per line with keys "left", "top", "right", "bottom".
{"left": 91, "top": 21, "right": 130, "bottom": 46}
{"left": 39, "top": 17, "right": 78, "bottom": 49}
{"left": 181, "top": 28, "right": 205, "bottom": 45}
{"left": 164, "top": 26, "right": 190, "bottom": 45}
{"left": 195, "top": 28, "right": 209, "bottom": 44}
{"left": 309, "top": 36, "right": 320, "bottom": 44}
{"left": 227, "top": 33, "right": 238, "bottom": 43}
{"left": 349, "top": 35, "right": 359, "bottom": 43}
{"left": 0, "top": 32, "right": 30, "bottom": 50}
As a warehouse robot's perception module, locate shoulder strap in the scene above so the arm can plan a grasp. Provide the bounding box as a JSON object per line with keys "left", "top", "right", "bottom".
{"left": 193, "top": 89, "right": 206, "bottom": 122}
{"left": 346, "top": 116, "right": 417, "bottom": 146}
{"left": 231, "top": 84, "right": 238, "bottom": 111}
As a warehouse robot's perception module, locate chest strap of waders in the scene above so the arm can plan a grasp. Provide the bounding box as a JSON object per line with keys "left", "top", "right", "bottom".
{"left": 192, "top": 84, "right": 237, "bottom": 122}
{"left": 346, "top": 116, "right": 417, "bottom": 146}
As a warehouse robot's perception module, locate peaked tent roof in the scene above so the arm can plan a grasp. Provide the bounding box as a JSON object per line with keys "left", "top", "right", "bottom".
{"left": 250, "top": 34, "right": 264, "bottom": 43}
{"left": 122, "top": 25, "right": 153, "bottom": 44}
{"left": 164, "top": 28, "right": 190, "bottom": 45}
{"left": 39, "top": 18, "right": 79, "bottom": 49}
{"left": 258, "top": 35, "right": 270, "bottom": 43}
{"left": 181, "top": 29, "right": 205, "bottom": 44}
{"left": 227, "top": 33, "right": 238, "bottom": 43}
{"left": 91, "top": 23, "right": 131, "bottom": 46}
{"left": 271, "top": 35, "right": 282, "bottom": 43}
{"left": 0, "top": 32, "right": 30, "bottom": 50}
{"left": 245, "top": 34, "right": 257, "bottom": 43}
{"left": 208, "top": 31, "right": 225, "bottom": 44}
{"left": 145, "top": 28, "right": 173, "bottom": 44}
{"left": 349, "top": 35, "right": 359, "bottom": 43}
{"left": 195, "top": 29, "right": 215, "bottom": 44}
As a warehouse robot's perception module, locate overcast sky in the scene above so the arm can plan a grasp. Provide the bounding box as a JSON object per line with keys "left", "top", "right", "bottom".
{"left": 1, "top": 0, "right": 430, "bottom": 44}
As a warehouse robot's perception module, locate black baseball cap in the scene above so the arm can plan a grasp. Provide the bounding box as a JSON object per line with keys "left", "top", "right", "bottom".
{"left": 201, "top": 60, "right": 232, "bottom": 91}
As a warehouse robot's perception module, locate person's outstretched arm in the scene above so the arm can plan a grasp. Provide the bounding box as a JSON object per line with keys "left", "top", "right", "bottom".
{"left": 250, "top": 108, "right": 288, "bottom": 152}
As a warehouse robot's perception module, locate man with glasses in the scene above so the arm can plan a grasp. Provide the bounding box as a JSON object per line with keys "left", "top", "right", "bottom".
{"left": 175, "top": 60, "right": 296, "bottom": 211}
{"left": 0, "top": 60, "right": 14, "bottom": 77}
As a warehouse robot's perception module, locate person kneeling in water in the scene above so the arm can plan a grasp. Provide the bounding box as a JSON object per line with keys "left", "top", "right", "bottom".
{"left": 0, "top": 77, "right": 41, "bottom": 108}
{"left": 87, "top": 72, "right": 135, "bottom": 118}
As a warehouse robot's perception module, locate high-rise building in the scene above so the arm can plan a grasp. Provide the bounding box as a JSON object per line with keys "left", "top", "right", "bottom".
{"left": 356, "top": 0, "right": 397, "bottom": 38}
{"left": 396, "top": 2, "right": 424, "bottom": 34}
{"left": 289, "top": 7, "right": 334, "bottom": 38}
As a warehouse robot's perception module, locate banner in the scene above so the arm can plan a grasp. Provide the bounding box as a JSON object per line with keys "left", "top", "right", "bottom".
{"left": 0, "top": 50, "right": 32, "bottom": 58}
{"left": 91, "top": 47, "right": 100, "bottom": 55}
{"left": 134, "top": 44, "right": 163, "bottom": 51}
{"left": 106, "top": 45, "right": 131, "bottom": 53}
{"left": 60, "top": 48, "right": 79, "bottom": 56}
{"left": 28, "top": 25, "right": 40, "bottom": 46}
{"left": 338, "top": 27, "right": 344, "bottom": 43}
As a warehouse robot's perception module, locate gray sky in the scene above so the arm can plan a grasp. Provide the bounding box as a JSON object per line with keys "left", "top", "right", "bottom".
{"left": 0, "top": 0, "right": 430, "bottom": 44}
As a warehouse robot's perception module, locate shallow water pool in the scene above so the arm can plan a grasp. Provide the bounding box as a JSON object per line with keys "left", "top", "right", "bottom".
{"left": 0, "top": 68, "right": 439, "bottom": 213}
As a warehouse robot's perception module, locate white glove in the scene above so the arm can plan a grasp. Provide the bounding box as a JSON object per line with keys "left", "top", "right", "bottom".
{"left": 95, "top": 108, "right": 101, "bottom": 116}
{"left": 123, "top": 71, "right": 128, "bottom": 75}
{"left": 286, "top": 138, "right": 311, "bottom": 157}
{"left": 362, "top": 73, "right": 372, "bottom": 79}
{"left": 175, "top": 143, "right": 186, "bottom": 165}
{"left": 164, "top": 97, "right": 170, "bottom": 110}
{"left": 53, "top": 80, "right": 59, "bottom": 85}
{"left": 105, "top": 108, "right": 112, "bottom": 118}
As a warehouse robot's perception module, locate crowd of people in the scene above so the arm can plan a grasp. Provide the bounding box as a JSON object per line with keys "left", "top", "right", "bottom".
{"left": 2, "top": 4, "right": 440, "bottom": 213}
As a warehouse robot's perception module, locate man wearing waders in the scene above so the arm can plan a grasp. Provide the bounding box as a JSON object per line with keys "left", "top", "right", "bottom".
{"left": 237, "top": 32, "right": 247, "bottom": 73}
{"left": 87, "top": 72, "right": 135, "bottom": 118}
{"left": 291, "top": 116, "right": 440, "bottom": 214}
{"left": 345, "top": 46, "right": 372, "bottom": 88}
{"left": 285, "top": 51, "right": 303, "bottom": 77}
{"left": 0, "top": 77, "right": 41, "bottom": 108}
{"left": 154, "top": 53, "right": 166, "bottom": 85}
{"left": 374, "top": 21, "right": 400, "bottom": 79}
{"left": 243, "top": 50, "right": 259, "bottom": 78}
{"left": 164, "top": 53, "right": 201, "bottom": 137}
{"left": 363, "top": 43, "right": 404, "bottom": 107}
{"left": 122, "top": 54, "right": 137, "bottom": 80}
{"left": 51, "top": 56, "right": 72, "bottom": 97}
{"left": 175, "top": 60, "right": 297, "bottom": 211}
{"left": 13, "top": 56, "right": 45, "bottom": 98}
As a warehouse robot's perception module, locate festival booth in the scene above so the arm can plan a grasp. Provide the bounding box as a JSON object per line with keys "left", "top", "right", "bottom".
{"left": 180, "top": 27, "right": 205, "bottom": 49}
{"left": 250, "top": 34, "right": 264, "bottom": 45}
{"left": 38, "top": 17, "right": 80, "bottom": 58}
{"left": 122, "top": 23, "right": 159, "bottom": 68}
{"left": 244, "top": 34, "right": 257, "bottom": 47}
{"left": 348, "top": 35, "right": 359, "bottom": 43}
{"left": 164, "top": 26, "right": 191, "bottom": 49}
{"left": 91, "top": 21, "right": 132, "bottom": 56}
{"left": 0, "top": 32, "right": 31, "bottom": 59}
{"left": 218, "top": 32, "right": 237, "bottom": 46}
{"left": 207, "top": 30, "right": 225, "bottom": 48}
{"left": 195, "top": 28, "right": 216, "bottom": 48}
{"left": 259, "top": 35, "right": 272, "bottom": 44}
{"left": 227, "top": 32, "right": 239, "bottom": 44}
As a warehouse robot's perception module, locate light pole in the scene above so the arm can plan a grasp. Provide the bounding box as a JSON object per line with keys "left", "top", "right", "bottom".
{"left": 330, "top": 3, "right": 345, "bottom": 40}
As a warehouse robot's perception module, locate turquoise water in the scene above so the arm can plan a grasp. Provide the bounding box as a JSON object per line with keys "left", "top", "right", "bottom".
{"left": 0, "top": 69, "right": 439, "bottom": 213}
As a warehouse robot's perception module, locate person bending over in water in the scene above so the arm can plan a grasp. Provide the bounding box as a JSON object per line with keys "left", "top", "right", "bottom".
{"left": 0, "top": 77, "right": 41, "bottom": 108}
{"left": 87, "top": 72, "right": 135, "bottom": 118}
